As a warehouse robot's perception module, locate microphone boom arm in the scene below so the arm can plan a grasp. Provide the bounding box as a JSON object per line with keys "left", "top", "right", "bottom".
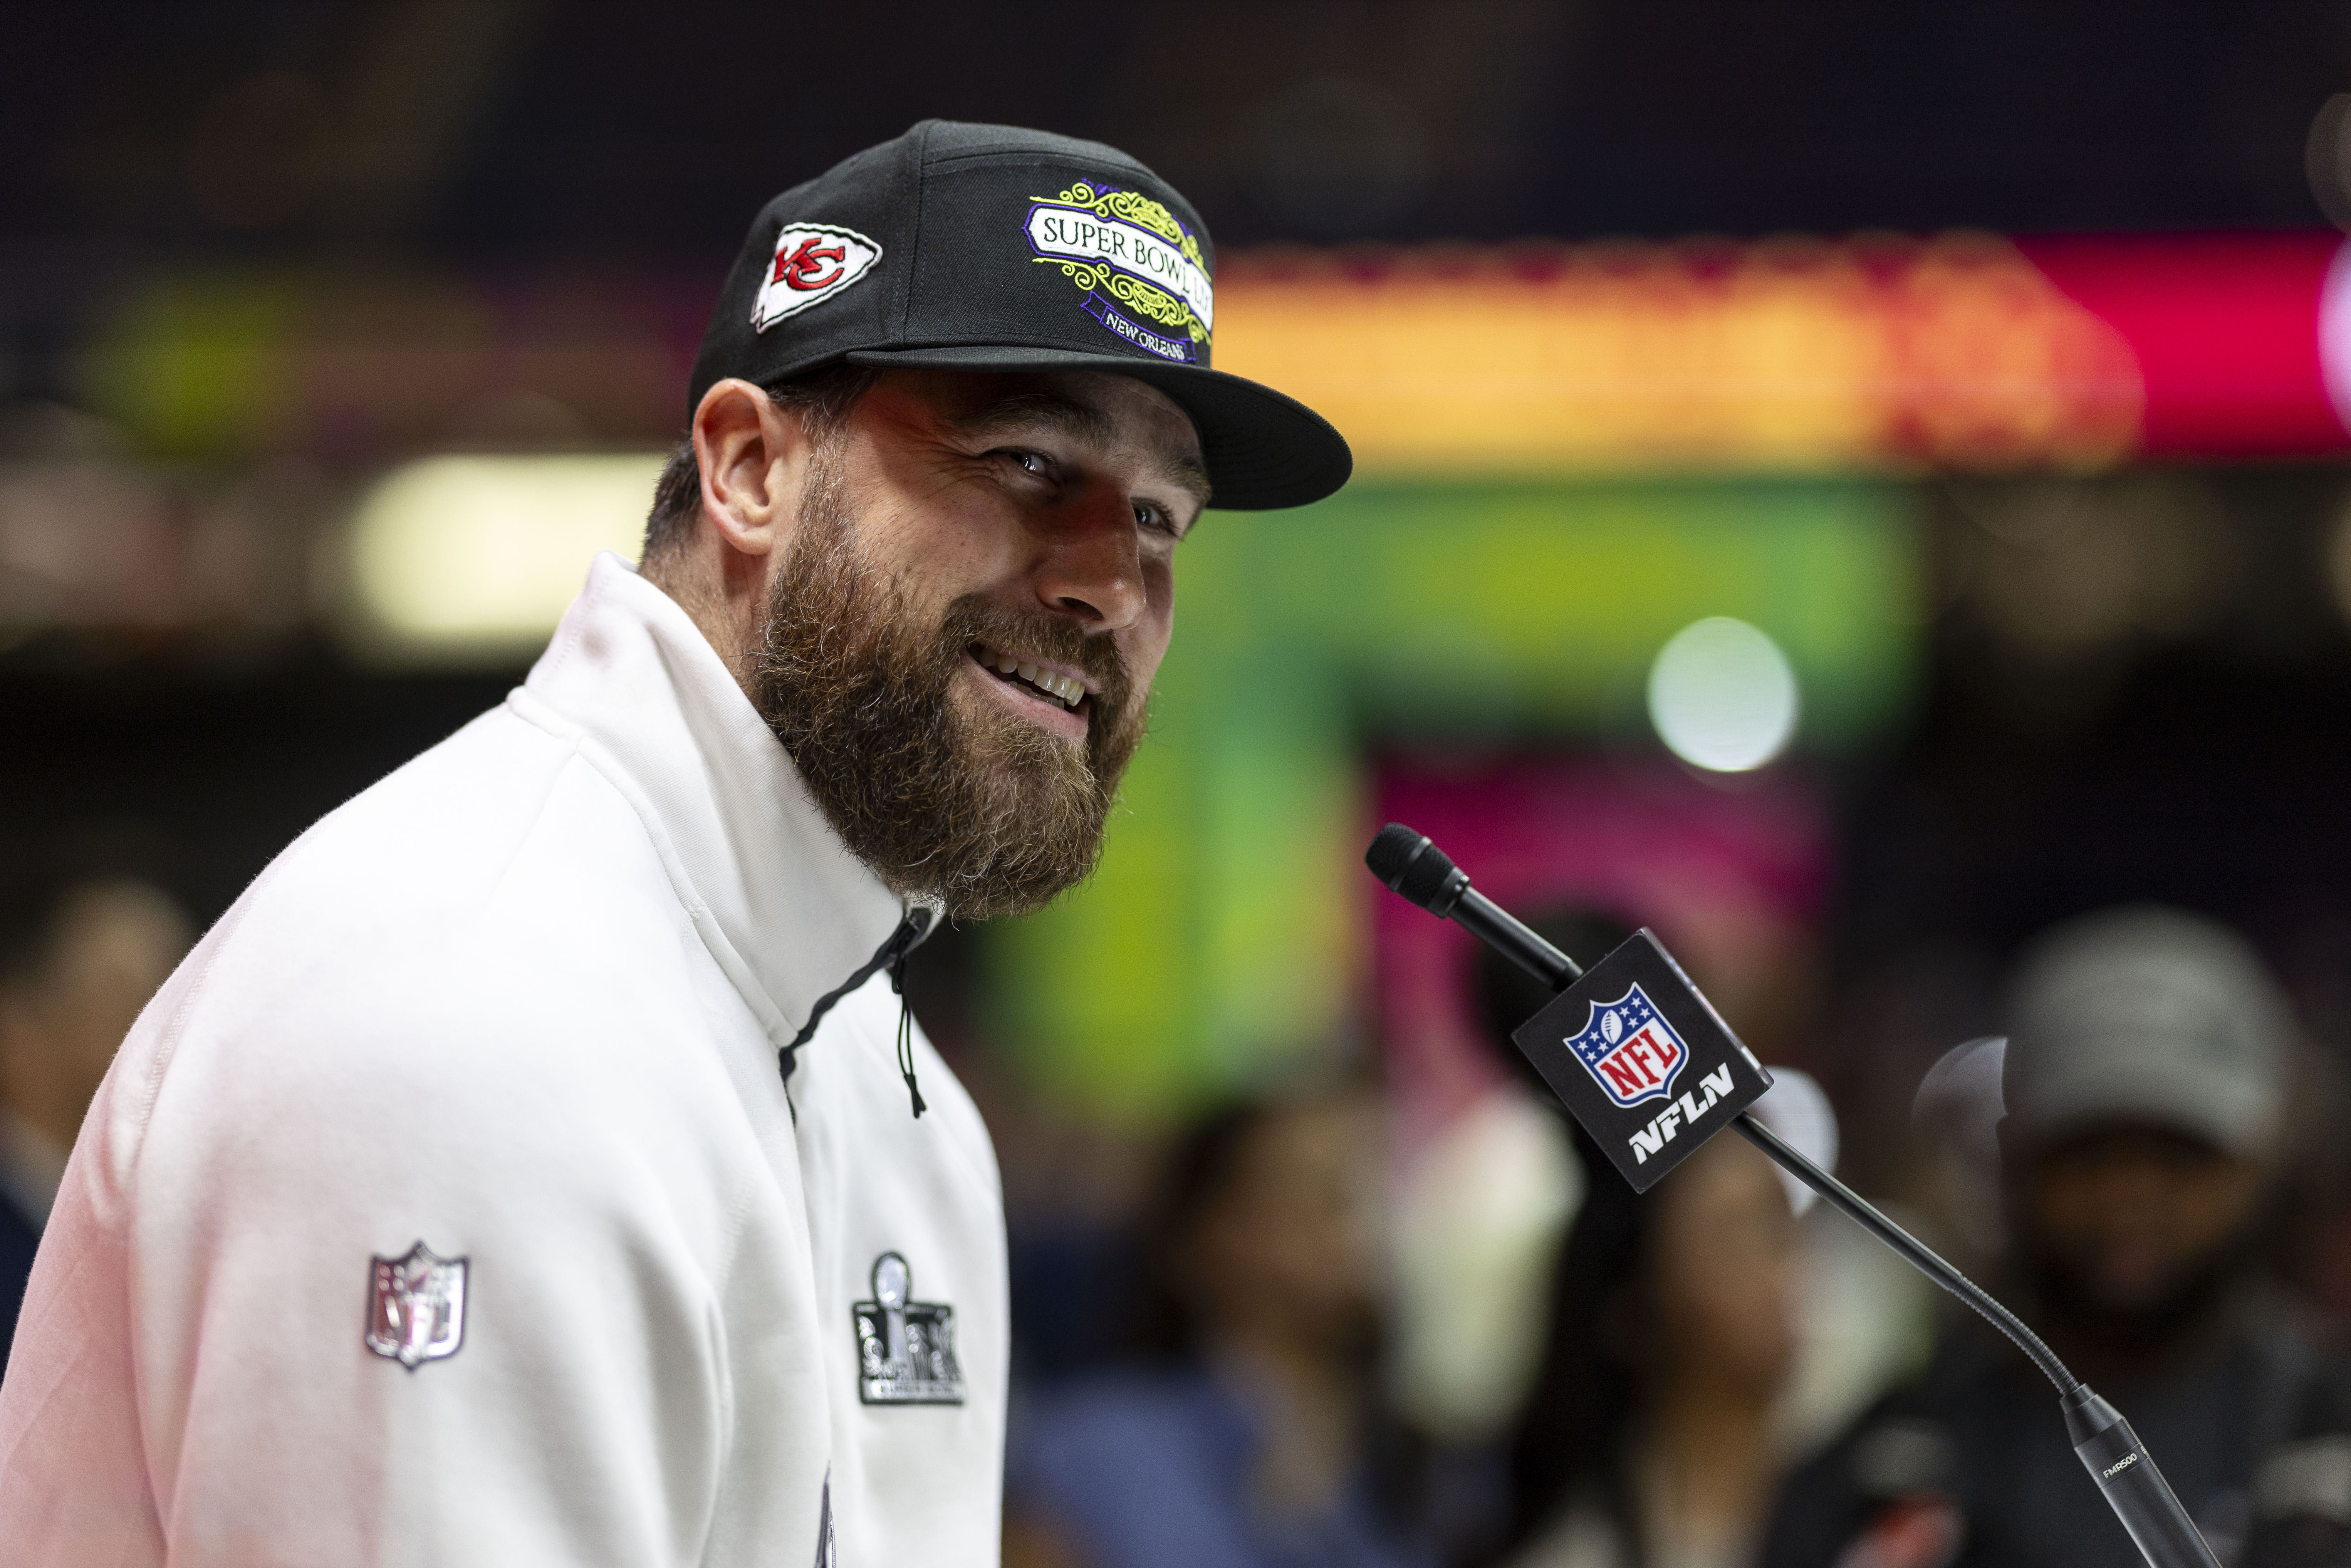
{"left": 1367, "top": 823, "right": 2221, "bottom": 1568}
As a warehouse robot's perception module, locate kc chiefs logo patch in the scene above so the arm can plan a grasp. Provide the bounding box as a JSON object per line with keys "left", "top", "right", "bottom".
{"left": 751, "top": 223, "right": 883, "bottom": 332}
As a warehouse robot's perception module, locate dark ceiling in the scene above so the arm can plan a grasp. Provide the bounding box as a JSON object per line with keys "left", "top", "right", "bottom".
{"left": 7, "top": 0, "right": 2351, "bottom": 271}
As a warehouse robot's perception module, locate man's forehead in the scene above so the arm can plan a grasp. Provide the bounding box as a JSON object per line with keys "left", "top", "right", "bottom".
{"left": 898, "top": 370, "right": 1209, "bottom": 503}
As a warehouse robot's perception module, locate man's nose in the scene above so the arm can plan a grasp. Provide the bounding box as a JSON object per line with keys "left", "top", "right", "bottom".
{"left": 1031, "top": 493, "right": 1146, "bottom": 629}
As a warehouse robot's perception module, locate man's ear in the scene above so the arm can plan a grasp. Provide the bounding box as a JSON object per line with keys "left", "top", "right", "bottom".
{"left": 691, "top": 378, "right": 810, "bottom": 560}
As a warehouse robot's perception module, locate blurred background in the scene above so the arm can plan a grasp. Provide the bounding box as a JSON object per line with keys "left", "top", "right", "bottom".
{"left": 14, "top": 3, "right": 2351, "bottom": 1565}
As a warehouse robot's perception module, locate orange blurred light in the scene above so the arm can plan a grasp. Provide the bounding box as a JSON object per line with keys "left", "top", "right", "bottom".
{"left": 1215, "top": 236, "right": 2145, "bottom": 475}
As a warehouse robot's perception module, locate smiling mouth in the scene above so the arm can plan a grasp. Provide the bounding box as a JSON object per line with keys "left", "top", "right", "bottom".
{"left": 971, "top": 644, "right": 1090, "bottom": 714}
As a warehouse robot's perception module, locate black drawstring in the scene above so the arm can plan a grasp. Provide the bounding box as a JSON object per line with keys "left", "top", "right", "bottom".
{"left": 888, "top": 952, "right": 926, "bottom": 1119}
{"left": 777, "top": 904, "right": 936, "bottom": 1123}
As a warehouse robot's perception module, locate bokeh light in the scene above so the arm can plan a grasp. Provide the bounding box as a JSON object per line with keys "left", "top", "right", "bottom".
{"left": 343, "top": 453, "right": 661, "bottom": 661}
{"left": 1646, "top": 615, "right": 1802, "bottom": 772}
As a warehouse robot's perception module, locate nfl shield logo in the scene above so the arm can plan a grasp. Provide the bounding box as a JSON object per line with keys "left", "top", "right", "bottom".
{"left": 366, "top": 1241, "right": 468, "bottom": 1371}
{"left": 1563, "top": 983, "right": 1690, "bottom": 1109}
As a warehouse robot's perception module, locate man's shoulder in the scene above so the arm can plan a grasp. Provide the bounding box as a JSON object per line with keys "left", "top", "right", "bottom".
{"left": 268, "top": 700, "right": 633, "bottom": 908}
{"left": 139, "top": 701, "right": 710, "bottom": 1106}
{"left": 217, "top": 699, "right": 687, "bottom": 970}
{"left": 2228, "top": 1301, "right": 2351, "bottom": 1440}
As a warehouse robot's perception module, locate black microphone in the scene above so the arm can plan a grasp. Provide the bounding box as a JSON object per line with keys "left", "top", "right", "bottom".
{"left": 1367, "top": 823, "right": 2222, "bottom": 1568}
{"left": 1368, "top": 823, "right": 1579, "bottom": 991}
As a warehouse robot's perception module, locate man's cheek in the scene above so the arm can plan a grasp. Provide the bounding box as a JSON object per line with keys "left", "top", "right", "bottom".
{"left": 1125, "top": 619, "right": 1176, "bottom": 700}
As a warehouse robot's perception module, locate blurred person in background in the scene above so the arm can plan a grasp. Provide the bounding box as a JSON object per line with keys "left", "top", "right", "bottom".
{"left": 1007, "top": 1090, "right": 1438, "bottom": 1568}
{"left": 1476, "top": 907, "right": 1862, "bottom": 1568}
{"left": 0, "top": 875, "right": 190, "bottom": 1366}
{"left": 1494, "top": 1124, "right": 1807, "bottom": 1568}
{"left": 1470, "top": 908, "right": 1830, "bottom": 1568}
{"left": 1763, "top": 907, "right": 2351, "bottom": 1568}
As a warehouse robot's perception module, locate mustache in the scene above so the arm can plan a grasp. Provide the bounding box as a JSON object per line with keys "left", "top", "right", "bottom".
{"left": 943, "top": 597, "right": 1133, "bottom": 718}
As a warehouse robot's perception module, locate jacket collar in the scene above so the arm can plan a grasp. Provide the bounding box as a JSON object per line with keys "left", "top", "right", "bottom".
{"left": 511, "top": 552, "right": 911, "bottom": 1046}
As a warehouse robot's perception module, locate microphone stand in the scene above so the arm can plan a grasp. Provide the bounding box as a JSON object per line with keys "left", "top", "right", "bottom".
{"left": 1369, "top": 826, "right": 2222, "bottom": 1568}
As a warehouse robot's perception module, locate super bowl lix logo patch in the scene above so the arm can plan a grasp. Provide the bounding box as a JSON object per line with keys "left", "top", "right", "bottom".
{"left": 751, "top": 223, "right": 883, "bottom": 332}
{"left": 1025, "top": 183, "right": 1212, "bottom": 363}
{"left": 852, "top": 1252, "right": 964, "bottom": 1405}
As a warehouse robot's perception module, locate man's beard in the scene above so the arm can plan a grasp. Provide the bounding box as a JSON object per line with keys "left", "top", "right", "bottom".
{"left": 751, "top": 463, "right": 1144, "bottom": 922}
{"left": 2022, "top": 1212, "right": 2270, "bottom": 1357}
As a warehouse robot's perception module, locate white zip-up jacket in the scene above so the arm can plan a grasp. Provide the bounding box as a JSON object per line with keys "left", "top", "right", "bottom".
{"left": 0, "top": 553, "right": 1009, "bottom": 1565}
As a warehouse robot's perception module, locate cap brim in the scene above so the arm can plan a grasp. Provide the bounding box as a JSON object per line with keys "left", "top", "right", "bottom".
{"left": 846, "top": 345, "right": 1351, "bottom": 511}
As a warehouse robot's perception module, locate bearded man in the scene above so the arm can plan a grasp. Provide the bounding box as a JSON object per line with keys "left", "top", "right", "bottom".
{"left": 0, "top": 121, "right": 1348, "bottom": 1567}
{"left": 1764, "top": 908, "right": 2351, "bottom": 1568}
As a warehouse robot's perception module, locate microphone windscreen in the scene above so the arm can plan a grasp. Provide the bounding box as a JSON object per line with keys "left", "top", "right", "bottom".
{"left": 1366, "top": 823, "right": 1458, "bottom": 909}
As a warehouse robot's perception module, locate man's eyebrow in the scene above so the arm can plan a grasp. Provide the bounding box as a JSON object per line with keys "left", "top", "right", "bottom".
{"left": 950, "top": 390, "right": 1115, "bottom": 445}
{"left": 1164, "top": 454, "right": 1213, "bottom": 513}
{"left": 951, "top": 390, "right": 1212, "bottom": 511}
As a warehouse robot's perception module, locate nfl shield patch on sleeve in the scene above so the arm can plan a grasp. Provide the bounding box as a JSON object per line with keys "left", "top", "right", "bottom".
{"left": 1511, "top": 930, "right": 1774, "bottom": 1192}
{"left": 365, "top": 1241, "right": 468, "bottom": 1370}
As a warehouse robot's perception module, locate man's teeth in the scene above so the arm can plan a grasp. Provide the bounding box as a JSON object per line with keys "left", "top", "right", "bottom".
{"left": 986, "top": 651, "right": 1086, "bottom": 709}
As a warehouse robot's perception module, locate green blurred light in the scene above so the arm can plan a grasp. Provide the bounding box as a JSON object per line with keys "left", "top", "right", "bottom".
{"left": 985, "top": 478, "right": 1920, "bottom": 1123}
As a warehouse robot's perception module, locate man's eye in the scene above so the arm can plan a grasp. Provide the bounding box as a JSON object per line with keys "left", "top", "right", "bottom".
{"left": 1007, "top": 450, "right": 1050, "bottom": 476}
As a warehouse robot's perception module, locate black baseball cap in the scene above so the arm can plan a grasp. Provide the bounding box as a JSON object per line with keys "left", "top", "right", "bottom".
{"left": 688, "top": 120, "right": 1351, "bottom": 511}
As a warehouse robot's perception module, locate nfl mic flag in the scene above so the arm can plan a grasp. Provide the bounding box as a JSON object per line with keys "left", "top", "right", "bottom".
{"left": 1510, "top": 930, "right": 1774, "bottom": 1192}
